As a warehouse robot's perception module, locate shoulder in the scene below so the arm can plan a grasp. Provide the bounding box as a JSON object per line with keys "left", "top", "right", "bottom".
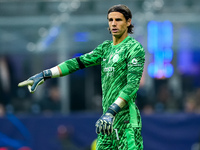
{"left": 94, "top": 40, "right": 112, "bottom": 54}
{"left": 126, "top": 37, "right": 145, "bottom": 57}
{"left": 101, "top": 40, "right": 112, "bottom": 47}
{"left": 95, "top": 40, "right": 112, "bottom": 49}
{"left": 127, "top": 37, "right": 143, "bottom": 48}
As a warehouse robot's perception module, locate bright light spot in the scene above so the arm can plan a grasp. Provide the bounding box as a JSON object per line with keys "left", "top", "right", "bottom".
{"left": 147, "top": 21, "right": 173, "bottom": 79}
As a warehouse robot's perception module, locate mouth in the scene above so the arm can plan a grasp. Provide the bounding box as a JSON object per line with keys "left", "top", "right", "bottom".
{"left": 112, "top": 28, "right": 118, "bottom": 33}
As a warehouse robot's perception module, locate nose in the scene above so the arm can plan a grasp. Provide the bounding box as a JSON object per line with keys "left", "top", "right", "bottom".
{"left": 112, "top": 20, "right": 116, "bottom": 26}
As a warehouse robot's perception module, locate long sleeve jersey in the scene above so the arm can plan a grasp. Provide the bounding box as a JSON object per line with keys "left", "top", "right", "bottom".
{"left": 58, "top": 36, "right": 145, "bottom": 128}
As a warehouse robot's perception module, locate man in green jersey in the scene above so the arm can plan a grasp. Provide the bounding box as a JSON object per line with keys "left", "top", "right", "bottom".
{"left": 18, "top": 4, "right": 145, "bottom": 150}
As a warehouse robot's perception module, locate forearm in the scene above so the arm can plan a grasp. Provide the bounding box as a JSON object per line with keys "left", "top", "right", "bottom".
{"left": 118, "top": 85, "right": 139, "bottom": 103}
{"left": 49, "top": 56, "right": 87, "bottom": 77}
{"left": 118, "top": 65, "right": 144, "bottom": 103}
{"left": 107, "top": 97, "right": 127, "bottom": 116}
{"left": 58, "top": 58, "right": 80, "bottom": 76}
{"left": 49, "top": 66, "right": 61, "bottom": 78}
{"left": 114, "top": 97, "right": 127, "bottom": 108}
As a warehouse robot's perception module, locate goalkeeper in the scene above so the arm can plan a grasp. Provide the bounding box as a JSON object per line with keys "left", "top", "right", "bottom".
{"left": 19, "top": 4, "right": 145, "bottom": 150}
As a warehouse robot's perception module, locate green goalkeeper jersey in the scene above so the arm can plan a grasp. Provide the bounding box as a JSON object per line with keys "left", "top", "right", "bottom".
{"left": 58, "top": 36, "right": 145, "bottom": 128}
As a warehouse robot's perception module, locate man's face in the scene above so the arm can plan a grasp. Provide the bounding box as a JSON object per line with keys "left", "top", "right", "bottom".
{"left": 108, "top": 12, "right": 131, "bottom": 38}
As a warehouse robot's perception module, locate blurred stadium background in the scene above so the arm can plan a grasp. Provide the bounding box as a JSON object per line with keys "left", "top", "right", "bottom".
{"left": 0, "top": 0, "right": 200, "bottom": 150}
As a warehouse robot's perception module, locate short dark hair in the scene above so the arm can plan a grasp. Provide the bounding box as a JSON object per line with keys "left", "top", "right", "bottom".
{"left": 107, "top": 4, "right": 134, "bottom": 34}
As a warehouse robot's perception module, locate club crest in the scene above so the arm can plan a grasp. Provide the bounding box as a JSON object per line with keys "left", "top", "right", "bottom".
{"left": 113, "top": 54, "right": 119, "bottom": 63}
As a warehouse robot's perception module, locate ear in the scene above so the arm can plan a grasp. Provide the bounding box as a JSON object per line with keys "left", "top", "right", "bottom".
{"left": 127, "top": 18, "right": 131, "bottom": 27}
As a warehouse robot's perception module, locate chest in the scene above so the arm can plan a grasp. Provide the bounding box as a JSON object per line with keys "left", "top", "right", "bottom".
{"left": 101, "top": 46, "right": 127, "bottom": 76}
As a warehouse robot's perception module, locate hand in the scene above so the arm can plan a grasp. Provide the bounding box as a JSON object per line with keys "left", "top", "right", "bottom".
{"left": 18, "top": 69, "right": 52, "bottom": 93}
{"left": 18, "top": 72, "right": 44, "bottom": 93}
{"left": 95, "top": 103, "right": 121, "bottom": 135}
{"left": 95, "top": 112, "right": 115, "bottom": 135}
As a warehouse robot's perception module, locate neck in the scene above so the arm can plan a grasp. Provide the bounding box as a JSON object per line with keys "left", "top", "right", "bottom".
{"left": 112, "top": 32, "right": 128, "bottom": 45}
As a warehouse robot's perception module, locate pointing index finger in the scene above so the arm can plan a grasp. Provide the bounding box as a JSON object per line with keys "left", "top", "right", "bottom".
{"left": 18, "top": 80, "right": 34, "bottom": 87}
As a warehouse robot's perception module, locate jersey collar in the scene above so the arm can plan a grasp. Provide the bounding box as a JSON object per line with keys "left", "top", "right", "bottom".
{"left": 111, "top": 36, "right": 131, "bottom": 48}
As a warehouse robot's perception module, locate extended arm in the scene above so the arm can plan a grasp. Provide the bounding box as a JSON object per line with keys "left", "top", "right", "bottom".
{"left": 18, "top": 41, "right": 107, "bottom": 93}
{"left": 18, "top": 56, "right": 94, "bottom": 93}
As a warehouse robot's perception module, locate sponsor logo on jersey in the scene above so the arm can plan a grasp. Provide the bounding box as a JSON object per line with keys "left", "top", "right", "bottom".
{"left": 104, "top": 67, "right": 115, "bottom": 72}
{"left": 104, "top": 67, "right": 115, "bottom": 76}
{"left": 132, "top": 58, "right": 138, "bottom": 64}
{"left": 128, "top": 58, "right": 142, "bottom": 67}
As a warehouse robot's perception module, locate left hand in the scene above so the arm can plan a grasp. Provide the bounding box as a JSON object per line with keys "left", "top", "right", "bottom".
{"left": 95, "top": 112, "right": 115, "bottom": 135}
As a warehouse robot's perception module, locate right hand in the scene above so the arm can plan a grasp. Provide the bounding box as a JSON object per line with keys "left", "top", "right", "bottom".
{"left": 18, "top": 69, "right": 52, "bottom": 93}
{"left": 18, "top": 72, "right": 44, "bottom": 93}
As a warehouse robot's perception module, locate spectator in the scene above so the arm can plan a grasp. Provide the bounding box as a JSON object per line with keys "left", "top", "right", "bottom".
{"left": 39, "top": 86, "right": 61, "bottom": 114}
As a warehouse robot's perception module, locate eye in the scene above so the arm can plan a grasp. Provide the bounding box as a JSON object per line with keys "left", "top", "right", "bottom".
{"left": 116, "top": 18, "right": 122, "bottom": 21}
{"left": 109, "top": 18, "right": 113, "bottom": 22}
